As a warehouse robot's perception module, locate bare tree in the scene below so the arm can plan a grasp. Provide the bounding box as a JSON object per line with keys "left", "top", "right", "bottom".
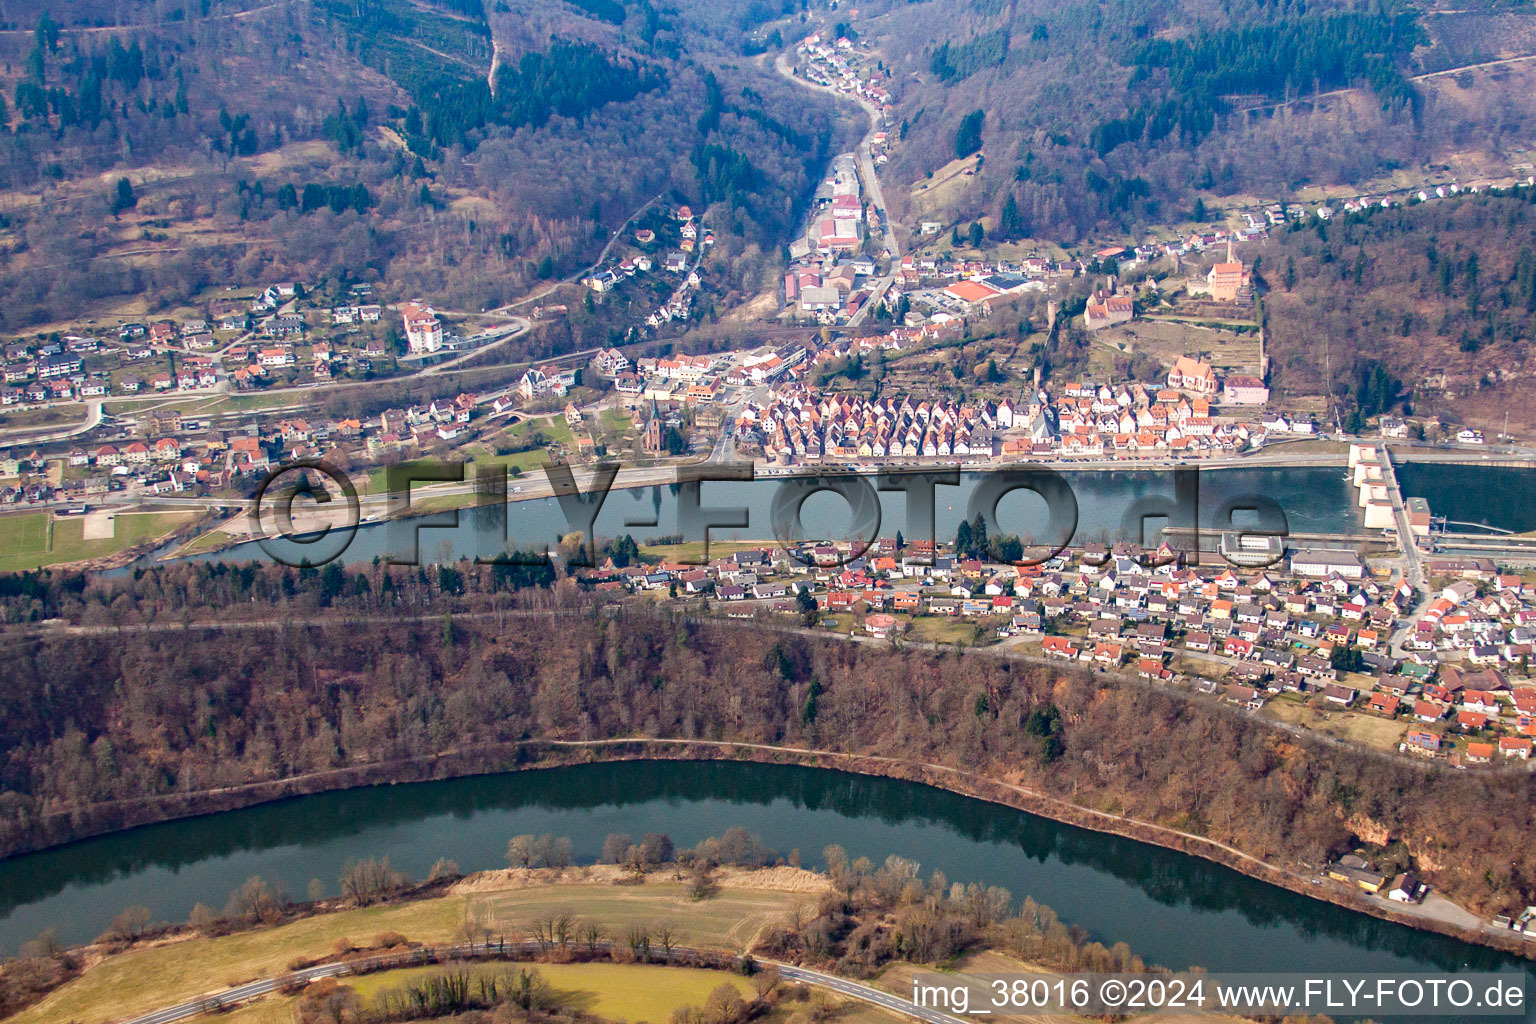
{"left": 187, "top": 903, "right": 221, "bottom": 935}
{"left": 224, "top": 876, "right": 287, "bottom": 923}
{"left": 340, "top": 856, "right": 407, "bottom": 907}
{"left": 506, "top": 834, "right": 535, "bottom": 868}
{"left": 655, "top": 922, "right": 678, "bottom": 961}
{"left": 531, "top": 913, "right": 557, "bottom": 951}
{"left": 105, "top": 905, "right": 151, "bottom": 944}
{"left": 553, "top": 911, "right": 575, "bottom": 949}
{"left": 601, "top": 832, "right": 633, "bottom": 864}
{"left": 19, "top": 928, "right": 61, "bottom": 959}
{"left": 626, "top": 923, "right": 650, "bottom": 961}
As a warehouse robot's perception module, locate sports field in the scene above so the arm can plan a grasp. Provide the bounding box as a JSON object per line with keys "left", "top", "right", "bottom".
{"left": 0, "top": 511, "right": 194, "bottom": 573}
{"left": 0, "top": 512, "right": 49, "bottom": 556}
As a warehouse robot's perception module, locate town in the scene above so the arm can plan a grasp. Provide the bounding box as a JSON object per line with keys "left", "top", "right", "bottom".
{"left": 13, "top": 0, "right": 1536, "bottom": 1017}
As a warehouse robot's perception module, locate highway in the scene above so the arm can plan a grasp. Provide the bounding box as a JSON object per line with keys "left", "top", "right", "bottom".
{"left": 113, "top": 940, "right": 966, "bottom": 1024}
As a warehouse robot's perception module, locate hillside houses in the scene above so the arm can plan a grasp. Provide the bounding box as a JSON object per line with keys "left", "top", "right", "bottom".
{"left": 572, "top": 522, "right": 1534, "bottom": 765}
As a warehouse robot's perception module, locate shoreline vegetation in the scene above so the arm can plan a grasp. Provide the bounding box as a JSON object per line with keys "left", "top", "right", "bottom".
{"left": 4, "top": 739, "right": 1533, "bottom": 963}
{"left": 5, "top": 834, "right": 1232, "bottom": 1024}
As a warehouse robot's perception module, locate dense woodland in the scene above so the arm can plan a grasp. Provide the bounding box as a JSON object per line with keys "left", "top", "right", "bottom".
{"left": 0, "top": 561, "right": 1532, "bottom": 925}
{"left": 0, "top": 0, "right": 852, "bottom": 330}
{"left": 1262, "top": 189, "right": 1536, "bottom": 429}
{"left": 868, "top": 0, "right": 1536, "bottom": 244}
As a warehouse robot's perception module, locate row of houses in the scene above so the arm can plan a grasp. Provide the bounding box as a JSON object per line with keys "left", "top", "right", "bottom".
{"left": 573, "top": 526, "right": 1536, "bottom": 762}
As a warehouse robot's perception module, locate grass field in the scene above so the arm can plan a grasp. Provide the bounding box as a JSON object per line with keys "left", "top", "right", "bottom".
{"left": 0, "top": 511, "right": 196, "bottom": 573}
{"left": 104, "top": 395, "right": 226, "bottom": 416}
{"left": 170, "top": 527, "right": 238, "bottom": 558}
{"left": 223, "top": 392, "right": 311, "bottom": 413}
{"left": 344, "top": 961, "right": 757, "bottom": 1022}
{"left": 464, "top": 446, "right": 553, "bottom": 478}
{"left": 908, "top": 615, "right": 990, "bottom": 645}
{"left": 464, "top": 881, "right": 804, "bottom": 952}
{"left": 639, "top": 540, "right": 775, "bottom": 563}
{"left": 501, "top": 414, "right": 575, "bottom": 451}
{"left": 13, "top": 877, "right": 809, "bottom": 1024}
{"left": 1262, "top": 696, "right": 1406, "bottom": 752}
{"left": 0, "top": 512, "right": 50, "bottom": 555}
{"left": 0, "top": 405, "right": 89, "bottom": 432}
{"left": 600, "top": 407, "right": 635, "bottom": 434}
{"left": 11, "top": 898, "right": 467, "bottom": 1024}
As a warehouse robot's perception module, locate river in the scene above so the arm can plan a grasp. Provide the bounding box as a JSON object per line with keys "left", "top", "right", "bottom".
{"left": 184, "top": 466, "right": 1365, "bottom": 567}
{"left": 1396, "top": 463, "right": 1536, "bottom": 533}
{"left": 0, "top": 760, "right": 1529, "bottom": 1021}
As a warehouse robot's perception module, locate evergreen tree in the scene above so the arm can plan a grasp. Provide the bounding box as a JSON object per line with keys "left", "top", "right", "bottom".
{"left": 970, "top": 512, "right": 989, "bottom": 555}
{"left": 999, "top": 193, "right": 1024, "bottom": 239}
{"left": 954, "top": 109, "right": 985, "bottom": 159}
{"left": 110, "top": 177, "right": 136, "bottom": 215}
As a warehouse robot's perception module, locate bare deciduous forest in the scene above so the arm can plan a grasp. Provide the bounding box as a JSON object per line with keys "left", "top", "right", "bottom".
{"left": 0, "top": 0, "right": 855, "bottom": 330}
{"left": 0, "top": 562, "right": 1531, "bottom": 923}
{"left": 865, "top": 0, "right": 1536, "bottom": 245}
{"left": 1262, "top": 191, "right": 1536, "bottom": 430}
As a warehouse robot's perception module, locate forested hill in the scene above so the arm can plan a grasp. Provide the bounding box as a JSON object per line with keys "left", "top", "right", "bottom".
{"left": 1263, "top": 188, "right": 1536, "bottom": 434}
{"left": 855, "top": 0, "right": 1536, "bottom": 245}
{"left": 0, "top": 0, "right": 853, "bottom": 329}
{"left": 0, "top": 561, "right": 1532, "bottom": 926}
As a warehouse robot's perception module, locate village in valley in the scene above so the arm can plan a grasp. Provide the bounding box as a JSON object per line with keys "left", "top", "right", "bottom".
{"left": 1, "top": 4, "right": 1535, "bottom": 808}
{"left": 15, "top": 0, "right": 1536, "bottom": 998}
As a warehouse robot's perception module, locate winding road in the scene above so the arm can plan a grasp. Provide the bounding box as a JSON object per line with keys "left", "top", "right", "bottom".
{"left": 773, "top": 50, "right": 901, "bottom": 327}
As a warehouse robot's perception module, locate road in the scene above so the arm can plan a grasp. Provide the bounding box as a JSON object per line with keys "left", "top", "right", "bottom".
{"left": 1231, "top": 51, "right": 1536, "bottom": 114}
{"left": 773, "top": 51, "right": 900, "bottom": 327}
{"left": 1, "top": 317, "right": 534, "bottom": 448}
{"left": 470, "top": 191, "right": 669, "bottom": 318}
{"left": 415, "top": 319, "right": 531, "bottom": 376}
{"left": 0, "top": 399, "right": 102, "bottom": 443}
{"left": 1376, "top": 446, "right": 1424, "bottom": 588}
{"left": 113, "top": 941, "right": 967, "bottom": 1024}
{"left": 777, "top": 963, "right": 966, "bottom": 1024}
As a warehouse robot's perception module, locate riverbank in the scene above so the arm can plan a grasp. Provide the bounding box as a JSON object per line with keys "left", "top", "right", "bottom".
{"left": 523, "top": 741, "right": 1536, "bottom": 958}
{"left": 5, "top": 867, "right": 825, "bottom": 1024}
{"left": 152, "top": 455, "right": 1371, "bottom": 568}
{"left": 4, "top": 735, "right": 1531, "bottom": 962}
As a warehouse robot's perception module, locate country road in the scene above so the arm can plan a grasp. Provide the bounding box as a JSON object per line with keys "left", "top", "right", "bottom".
{"left": 1231, "top": 51, "right": 1536, "bottom": 114}
{"left": 112, "top": 940, "right": 968, "bottom": 1024}
{"left": 469, "top": 190, "right": 669, "bottom": 318}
